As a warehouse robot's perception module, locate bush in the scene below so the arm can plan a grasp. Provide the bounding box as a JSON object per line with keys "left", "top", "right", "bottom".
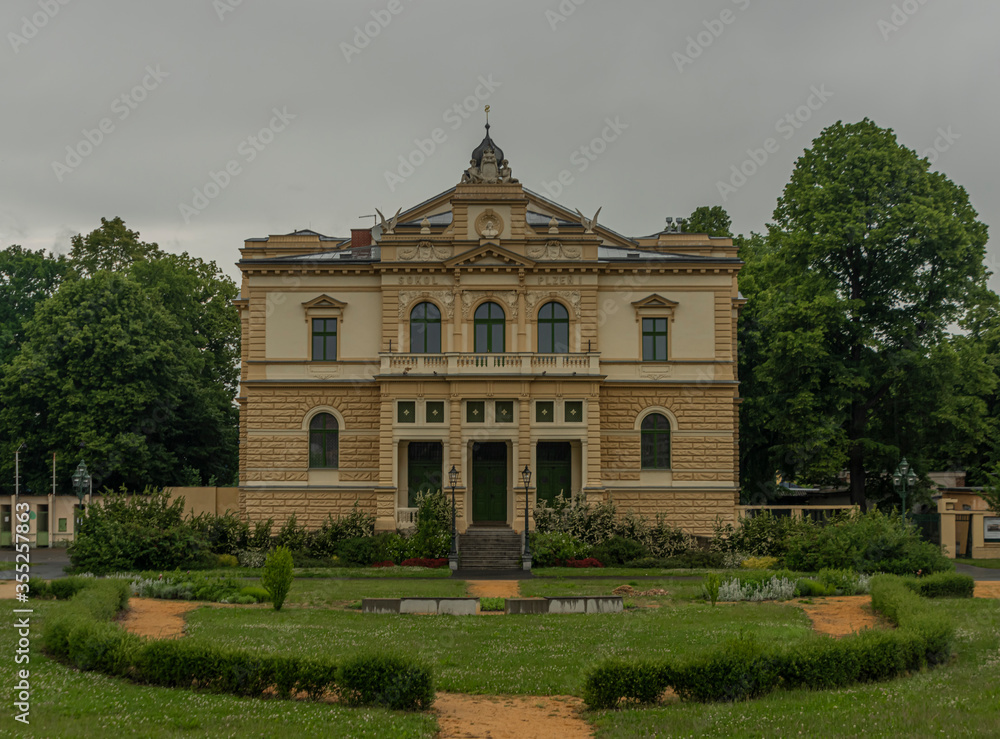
{"left": 409, "top": 491, "right": 452, "bottom": 560}
{"left": 338, "top": 653, "right": 434, "bottom": 711}
{"left": 625, "top": 550, "right": 726, "bottom": 569}
{"left": 902, "top": 572, "right": 975, "bottom": 599}
{"left": 275, "top": 515, "right": 310, "bottom": 552}
{"left": 479, "top": 597, "right": 505, "bottom": 612}
{"left": 717, "top": 575, "right": 797, "bottom": 602}
{"left": 190, "top": 510, "right": 252, "bottom": 555}
{"left": 305, "top": 505, "right": 375, "bottom": 558}
{"left": 399, "top": 558, "right": 448, "bottom": 568}
{"left": 710, "top": 511, "right": 809, "bottom": 559}
{"left": 67, "top": 620, "right": 143, "bottom": 677}
{"left": 795, "top": 578, "right": 836, "bottom": 597}
{"left": 582, "top": 660, "right": 672, "bottom": 709}
{"left": 261, "top": 546, "right": 294, "bottom": 610}
{"left": 236, "top": 549, "right": 267, "bottom": 568}
{"left": 49, "top": 577, "right": 92, "bottom": 600}
{"left": 590, "top": 535, "right": 649, "bottom": 566}
{"left": 703, "top": 573, "right": 722, "bottom": 606}
{"left": 215, "top": 554, "right": 239, "bottom": 568}
{"left": 240, "top": 585, "right": 271, "bottom": 603}
{"left": 671, "top": 633, "right": 781, "bottom": 703}
{"left": 336, "top": 537, "right": 378, "bottom": 566}
{"left": 784, "top": 509, "right": 953, "bottom": 575}
{"left": 68, "top": 487, "right": 212, "bottom": 573}
{"left": 530, "top": 531, "right": 588, "bottom": 567}
{"left": 563, "top": 557, "right": 604, "bottom": 568}
{"left": 741, "top": 556, "right": 779, "bottom": 570}
{"left": 28, "top": 577, "right": 49, "bottom": 599}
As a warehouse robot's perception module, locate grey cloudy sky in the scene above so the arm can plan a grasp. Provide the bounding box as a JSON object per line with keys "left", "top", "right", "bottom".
{"left": 3, "top": 0, "right": 998, "bottom": 289}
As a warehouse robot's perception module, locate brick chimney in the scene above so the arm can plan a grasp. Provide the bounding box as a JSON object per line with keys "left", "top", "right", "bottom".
{"left": 351, "top": 228, "right": 372, "bottom": 248}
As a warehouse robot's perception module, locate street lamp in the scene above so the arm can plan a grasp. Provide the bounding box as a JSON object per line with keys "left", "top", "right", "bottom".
{"left": 71, "top": 460, "right": 91, "bottom": 530}
{"left": 448, "top": 465, "right": 459, "bottom": 571}
{"left": 893, "top": 458, "right": 918, "bottom": 525}
{"left": 521, "top": 464, "right": 532, "bottom": 569}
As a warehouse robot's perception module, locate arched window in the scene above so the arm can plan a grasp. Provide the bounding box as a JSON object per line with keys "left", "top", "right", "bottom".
{"left": 640, "top": 413, "right": 670, "bottom": 469}
{"left": 410, "top": 302, "right": 441, "bottom": 353}
{"left": 309, "top": 413, "right": 339, "bottom": 469}
{"left": 537, "top": 301, "right": 569, "bottom": 353}
{"left": 474, "top": 302, "right": 505, "bottom": 353}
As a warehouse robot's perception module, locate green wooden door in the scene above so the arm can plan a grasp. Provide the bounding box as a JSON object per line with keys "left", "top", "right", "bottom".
{"left": 0, "top": 506, "right": 10, "bottom": 547}
{"left": 36, "top": 505, "right": 49, "bottom": 547}
{"left": 472, "top": 442, "right": 507, "bottom": 523}
{"left": 407, "top": 442, "right": 443, "bottom": 506}
{"left": 537, "top": 442, "right": 572, "bottom": 506}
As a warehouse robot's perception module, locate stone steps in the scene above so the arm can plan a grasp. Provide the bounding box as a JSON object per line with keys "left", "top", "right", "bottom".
{"left": 458, "top": 528, "right": 523, "bottom": 570}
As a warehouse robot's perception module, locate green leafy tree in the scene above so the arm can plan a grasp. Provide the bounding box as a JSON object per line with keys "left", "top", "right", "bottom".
{"left": 749, "top": 119, "right": 993, "bottom": 507}
{"left": 0, "top": 271, "right": 235, "bottom": 493}
{"left": 685, "top": 206, "right": 733, "bottom": 237}
{"left": 69, "top": 216, "right": 160, "bottom": 275}
{"left": 261, "top": 546, "right": 294, "bottom": 610}
{"left": 0, "top": 245, "right": 74, "bottom": 368}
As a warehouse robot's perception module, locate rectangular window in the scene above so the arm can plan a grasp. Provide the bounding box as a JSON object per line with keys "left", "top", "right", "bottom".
{"left": 535, "top": 401, "right": 554, "bottom": 423}
{"left": 495, "top": 401, "right": 514, "bottom": 423}
{"left": 466, "top": 401, "right": 485, "bottom": 423}
{"left": 397, "top": 401, "right": 416, "bottom": 423}
{"left": 565, "top": 401, "right": 583, "bottom": 422}
{"left": 58, "top": 518, "right": 67, "bottom": 533}
{"left": 426, "top": 401, "right": 445, "bottom": 423}
{"left": 642, "top": 317, "right": 668, "bottom": 361}
{"left": 312, "top": 318, "right": 338, "bottom": 361}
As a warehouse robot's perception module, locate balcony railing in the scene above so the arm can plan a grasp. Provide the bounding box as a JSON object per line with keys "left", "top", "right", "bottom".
{"left": 378, "top": 352, "right": 601, "bottom": 376}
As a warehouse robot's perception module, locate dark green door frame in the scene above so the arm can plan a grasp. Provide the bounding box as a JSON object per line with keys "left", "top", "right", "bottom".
{"left": 472, "top": 442, "right": 507, "bottom": 523}
{"left": 407, "top": 442, "right": 443, "bottom": 507}
{"left": 536, "top": 442, "right": 572, "bottom": 507}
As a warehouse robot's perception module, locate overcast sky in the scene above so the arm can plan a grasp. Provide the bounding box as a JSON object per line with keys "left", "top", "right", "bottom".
{"left": 3, "top": 0, "right": 998, "bottom": 290}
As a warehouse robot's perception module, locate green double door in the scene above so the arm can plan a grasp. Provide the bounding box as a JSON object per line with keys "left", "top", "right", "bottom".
{"left": 537, "top": 442, "right": 572, "bottom": 506}
{"left": 472, "top": 442, "right": 507, "bottom": 523}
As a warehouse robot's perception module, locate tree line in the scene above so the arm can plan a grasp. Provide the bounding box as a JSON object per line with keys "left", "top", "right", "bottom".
{"left": 0, "top": 217, "right": 239, "bottom": 495}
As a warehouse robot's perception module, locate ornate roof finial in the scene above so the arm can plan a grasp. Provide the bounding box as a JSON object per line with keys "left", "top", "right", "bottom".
{"left": 461, "top": 108, "right": 518, "bottom": 185}
{"left": 485, "top": 104, "right": 490, "bottom": 127}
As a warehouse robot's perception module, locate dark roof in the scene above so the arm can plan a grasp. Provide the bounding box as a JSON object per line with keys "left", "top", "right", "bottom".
{"left": 240, "top": 245, "right": 380, "bottom": 264}
{"left": 470, "top": 123, "right": 504, "bottom": 167}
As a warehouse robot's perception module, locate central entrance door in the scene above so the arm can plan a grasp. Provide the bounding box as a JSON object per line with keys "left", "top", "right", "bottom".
{"left": 407, "top": 442, "right": 443, "bottom": 506}
{"left": 472, "top": 442, "right": 507, "bottom": 523}
{"left": 537, "top": 442, "right": 572, "bottom": 507}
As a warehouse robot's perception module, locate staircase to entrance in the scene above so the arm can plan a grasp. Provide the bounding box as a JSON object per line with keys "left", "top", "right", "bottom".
{"left": 458, "top": 526, "right": 523, "bottom": 570}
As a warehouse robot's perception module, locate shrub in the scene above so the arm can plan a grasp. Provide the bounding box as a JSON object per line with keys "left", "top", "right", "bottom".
{"left": 409, "top": 491, "right": 452, "bottom": 559}
{"left": 306, "top": 505, "right": 376, "bottom": 558}
{"left": 215, "top": 554, "right": 239, "bottom": 568}
{"left": 741, "top": 556, "right": 779, "bottom": 570}
{"left": 275, "top": 515, "right": 310, "bottom": 553}
{"left": 236, "top": 549, "right": 267, "bottom": 568}
{"left": 563, "top": 557, "right": 604, "bottom": 568}
{"left": 28, "top": 577, "right": 50, "bottom": 599}
{"left": 703, "top": 573, "right": 722, "bottom": 606}
{"left": 590, "top": 535, "right": 649, "bottom": 566}
{"left": 400, "top": 558, "right": 448, "bottom": 568}
{"left": 261, "top": 546, "right": 294, "bottom": 610}
{"left": 336, "top": 537, "right": 378, "bottom": 566}
{"left": 338, "top": 653, "right": 434, "bottom": 711}
{"left": 785, "top": 509, "right": 953, "bottom": 575}
{"left": 530, "top": 531, "right": 588, "bottom": 567}
{"left": 671, "top": 633, "right": 781, "bottom": 703}
{"left": 582, "top": 660, "right": 672, "bottom": 709}
{"left": 240, "top": 586, "right": 271, "bottom": 603}
{"left": 479, "top": 597, "right": 505, "bottom": 612}
{"left": 190, "top": 510, "right": 252, "bottom": 555}
{"left": 903, "top": 572, "right": 975, "bottom": 599}
{"left": 795, "top": 578, "right": 836, "bottom": 597}
{"left": 49, "top": 577, "right": 92, "bottom": 600}
{"left": 68, "top": 487, "right": 212, "bottom": 573}
{"left": 710, "top": 511, "right": 809, "bottom": 558}
{"left": 717, "top": 576, "right": 797, "bottom": 602}
{"left": 66, "top": 620, "right": 143, "bottom": 677}
{"left": 626, "top": 551, "right": 726, "bottom": 569}
{"left": 817, "top": 568, "right": 860, "bottom": 595}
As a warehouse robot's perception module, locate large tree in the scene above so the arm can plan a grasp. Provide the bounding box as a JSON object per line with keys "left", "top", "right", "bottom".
{"left": 686, "top": 206, "right": 733, "bottom": 237}
{"left": 0, "top": 272, "right": 237, "bottom": 493}
{"left": 69, "top": 216, "right": 160, "bottom": 275}
{"left": 0, "top": 245, "right": 74, "bottom": 369}
{"left": 751, "top": 119, "right": 993, "bottom": 507}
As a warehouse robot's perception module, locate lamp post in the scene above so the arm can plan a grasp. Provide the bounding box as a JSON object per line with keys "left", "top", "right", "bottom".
{"left": 893, "top": 458, "right": 918, "bottom": 525}
{"left": 521, "top": 464, "right": 532, "bottom": 570}
{"left": 71, "top": 460, "right": 91, "bottom": 534}
{"left": 448, "top": 465, "right": 459, "bottom": 571}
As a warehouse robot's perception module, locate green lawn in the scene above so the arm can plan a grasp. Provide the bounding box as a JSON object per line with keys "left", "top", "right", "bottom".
{"left": 520, "top": 577, "right": 705, "bottom": 602}
{"left": 185, "top": 600, "right": 812, "bottom": 695}
{"left": 130, "top": 566, "right": 451, "bottom": 579}
{"left": 287, "top": 577, "right": 467, "bottom": 606}
{"left": 0, "top": 602, "right": 436, "bottom": 738}
{"left": 956, "top": 557, "right": 1000, "bottom": 569}
{"left": 589, "top": 597, "right": 1000, "bottom": 738}
{"left": 532, "top": 567, "right": 708, "bottom": 578}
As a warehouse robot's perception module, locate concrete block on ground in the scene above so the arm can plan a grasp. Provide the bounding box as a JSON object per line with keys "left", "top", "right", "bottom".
{"left": 505, "top": 598, "right": 549, "bottom": 615}
{"left": 362, "top": 598, "right": 401, "bottom": 614}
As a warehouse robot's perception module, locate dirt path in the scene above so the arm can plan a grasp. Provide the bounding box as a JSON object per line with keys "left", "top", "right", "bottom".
{"left": 466, "top": 580, "right": 520, "bottom": 599}
{"left": 119, "top": 597, "right": 199, "bottom": 639}
{"left": 435, "top": 693, "right": 592, "bottom": 739}
{"left": 975, "top": 581, "right": 1000, "bottom": 598}
{"left": 796, "top": 595, "right": 878, "bottom": 637}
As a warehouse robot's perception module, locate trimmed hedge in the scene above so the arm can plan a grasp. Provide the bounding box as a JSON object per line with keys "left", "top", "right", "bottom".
{"left": 42, "top": 579, "right": 435, "bottom": 711}
{"left": 902, "top": 572, "right": 975, "bottom": 599}
{"left": 582, "top": 574, "right": 956, "bottom": 709}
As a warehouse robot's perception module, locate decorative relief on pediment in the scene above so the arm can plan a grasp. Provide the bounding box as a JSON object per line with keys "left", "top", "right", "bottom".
{"left": 460, "top": 290, "right": 519, "bottom": 320}
{"left": 526, "top": 241, "right": 583, "bottom": 261}
{"left": 398, "top": 241, "right": 453, "bottom": 261}
{"left": 525, "top": 290, "right": 581, "bottom": 319}
{"left": 398, "top": 290, "right": 455, "bottom": 319}
{"left": 474, "top": 209, "right": 504, "bottom": 239}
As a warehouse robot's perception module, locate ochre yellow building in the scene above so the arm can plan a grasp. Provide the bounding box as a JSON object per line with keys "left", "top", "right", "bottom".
{"left": 236, "top": 125, "right": 743, "bottom": 545}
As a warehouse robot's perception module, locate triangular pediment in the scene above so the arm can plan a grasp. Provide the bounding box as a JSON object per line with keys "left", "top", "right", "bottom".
{"left": 444, "top": 243, "right": 536, "bottom": 269}
{"left": 632, "top": 294, "right": 679, "bottom": 309}
{"left": 302, "top": 294, "right": 348, "bottom": 310}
